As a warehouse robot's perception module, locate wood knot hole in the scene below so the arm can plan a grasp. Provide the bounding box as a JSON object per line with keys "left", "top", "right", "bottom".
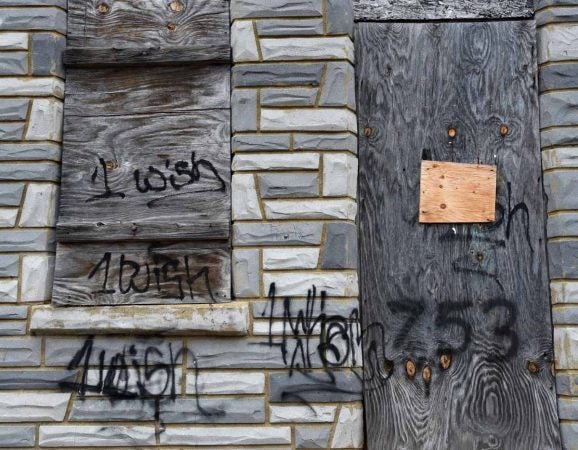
{"left": 169, "top": 0, "right": 185, "bottom": 12}
{"left": 500, "top": 124, "right": 509, "bottom": 136}
{"left": 105, "top": 160, "right": 118, "bottom": 170}
{"left": 440, "top": 203, "right": 447, "bottom": 210}
{"left": 167, "top": 22, "right": 177, "bottom": 31}
{"left": 405, "top": 359, "right": 416, "bottom": 379}
{"left": 97, "top": 2, "right": 109, "bottom": 13}
{"left": 527, "top": 361, "right": 539, "bottom": 374}
{"left": 447, "top": 127, "right": 457, "bottom": 138}
{"left": 476, "top": 252, "right": 484, "bottom": 262}
{"left": 422, "top": 365, "right": 432, "bottom": 384}
{"left": 364, "top": 127, "right": 373, "bottom": 137}
{"left": 440, "top": 353, "right": 452, "bottom": 370}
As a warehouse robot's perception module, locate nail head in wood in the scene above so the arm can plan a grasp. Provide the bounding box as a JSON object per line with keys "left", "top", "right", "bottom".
{"left": 405, "top": 359, "right": 416, "bottom": 378}
{"left": 448, "top": 127, "right": 457, "bottom": 138}
{"left": 527, "top": 361, "right": 539, "bottom": 374}
{"left": 500, "top": 124, "right": 509, "bottom": 136}
{"left": 422, "top": 365, "right": 432, "bottom": 383}
{"left": 167, "top": 22, "right": 177, "bottom": 31}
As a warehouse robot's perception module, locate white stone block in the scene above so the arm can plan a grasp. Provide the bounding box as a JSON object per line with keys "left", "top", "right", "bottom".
{"left": 0, "top": 279, "right": 18, "bottom": 302}
{"left": 233, "top": 152, "right": 320, "bottom": 171}
{"left": 263, "top": 271, "right": 358, "bottom": 296}
{"left": 0, "top": 33, "right": 28, "bottom": 50}
{"left": 253, "top": 319, "right": 321, "bottom": 335}
{"left": 232, "top": 20, "right": 259, "bottom": 62}
{"left": 0, "top": 208, "right": 17, "bottom": 227}
{"left": 261, "top": 108, "right": 357, "bottom": 133}
{"left": 331, "top": 404, "right": 364, "bottom": 448}
{"left": 0, "top": 392, "right": 70, "bottom": 422}
{"left": 555, "top": 327, "right": 578, "bottom": 369}
{"left": 260, "top": 37, "right": 354, "bottom": 61}
{"left": 186, "top": 371, "right": 265, "bottom": 394}
{"left": 21, "top": 254, "right": 54, "bottom": 302}
{"left": 263, "top": 247, "right": 319, "bottom": 269}
{"left": 39, "top": 425, "right": 156, "bottom": 447}
{"left": 84, "top": 368, "right": 182, "bottom": 396}
{"left": 539, "top": 24, "right": 578, "bottom": 64}
{"left": 25, "top": 98, "right": 63, "bottom": 141}
{"left": 232, "top": 174, "right": 262, "bottom": 220}
{"left": 160, "top": 426, "right": 292, "bottom": 446}
{"left": 552, "top": 281, "right": 578, "bottom": 304}
{"left": 270, "top": 405, "right": 336, "bottom": 423}
{"left": 323, "top": 153, "right": 357, "bottom": 197}
{"left": 0, "top": 77, "right": 64, "bottom": 98}
{"left": 18, "top": 183, "right": 58, "bottom": 227}
{"left": 30, "top": 303, "right": 249, "bottom": 335}
{"left": 264, "top": 198, "right": 357, "bottom": 220}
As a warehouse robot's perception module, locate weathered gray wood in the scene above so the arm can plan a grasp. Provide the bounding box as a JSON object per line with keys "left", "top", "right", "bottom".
{"left": 353, "top": 0, "right": 533, "bottom": 21}
{"left": 64, "top": 45, "right": 231, "bottom": 68}
{"left": 53, "top": 241, "right": 230, "bottom": 305}
{"left": 68, "top": 0, "right": 229, "bottom": 49}
{"left": 357, "top": 21, "right": 561, "bottom": 449}
{"left": 57, "top": 110, "right": 230, "bottom": 242}
{"left": 65, "top": 65, "right": 229, "bottom": 116}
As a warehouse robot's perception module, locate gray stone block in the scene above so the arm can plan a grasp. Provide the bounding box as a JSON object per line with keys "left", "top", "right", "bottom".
{"left": 160, "top": 398, "right": 265, "bottom": 423}
{"left": 232, "top": 89, "right": 258, "bottom": 132}
{"left": 0, "top": 370, "right": 75, "bottom": 389}
{"left": 70, "top": 399, "right": 157, "bottom": 421}
{"left": 541, "top": 127, "right": 578, "bottom": 148}
{"left": 0, "top": 306, "right": 26, "bottom": 320}
{"left": 536, "top": 0, "right": 578, "bottom": 8}
{"left": 296, "top": 425, "right": 331, "bottom": 448}
{"left": 233, "top": 248, "right": 260, "bottom": 298}
{"left": 537, "top": 6, "right": 578, "bottom": 26}
{"left": 561, "top": 422, "right": 578, "bottom": 450}
{"left": 233, "top": 133, "right": 290, "bottom": 151}
{"left": 548, "top": 212, "right": 578, "bottom": 237}
{"left": 269, "top": 370, "right": 362, "bottom": 402}
{"left": 45, "top": 337, "right": 183, "bottom": 366}
{"left": 544, "top": 170, "right": 578, "bottom": 211}
{"left": 0, "top": 99, "right": 28, "bottom": 121}
{"left": 0, "top": 162, "right": 60, "bottom": 181}
{"left": 0, "top": 143, "right": 61, "bottom": 161}
{"left": 542, "top": 147, "right": 578, "bottom": 170}
{"left": 233, "top": 63, "right": 324, "bottom": 87}
{"left": 541, "top": 91, "right": 578, "bottom": 128}
{"left": 327, "top": 0, "right": 354, "bottom": 36}
{"left": 252, "top": 298, "right": 359, "bottom": 318}
{"left": 0, "top": 8, "right": 66, "bottom": 33}
{"left": 294, "top": 132, "right": 357, "bottom": 153}
{"left": 31, "top": 32, "right": 65, "bottom": 77}
{"left": 0, "top": 321, "right": 26, "bottom": 336}
{"left": 553, "top": 305, "right": 578, "bottom": 324}
{"left": 549, "top": 240, "right": 578, "bottom": 278}
{"left": 559, "top": 397, "right": 578, "bottom": 420}
{"left": 319, "top": 62, "right": 356, "bottom": 109}
{"left": 0, "top": 51, "right": 27, "bottom": 75}
{"left": 1, "top": 0, "right": 66, "bottom": 6}
{"left": 0, "top": 122, "right": 24, "bottom": 141}
{"left": 234, "top": 222, "right": 323, "bottom": 246}
{"left": 259, "top": 172, "right": 319, "bottom": 198}
{"left": 231, "top": 0, "right": 323, "bottom": 19}
{"left": 261, "top": 87, "right": 318, "bottom": 106}
{"left": 0, "top": 425, "right": 35, "bottom": 448}
{"left": 0, "top": 255, "right": 19, "bottom": 276}
{"left": 0, "top": 229, "right": 55, "bottom": 252}
{"left": 557, "top": 373, "right": 578, "bottom": 396}
{"left": 540, "top": 63, "right": 578, "bottom": 92}
{"left": 0, "top": 338, "right": 41, "bottom": 367}
{"left": 321, "top": 222, "right": 358, "bottom": 269}
{"left": 257, "top": 18, "right": 324, "bottom": 36}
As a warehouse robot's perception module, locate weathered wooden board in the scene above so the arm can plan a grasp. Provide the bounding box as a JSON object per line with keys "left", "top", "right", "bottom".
{"left": 53, "top": 241, "right": 230, "bottom": 305}
{"left": 357, "top": 21, "right": 561, "bottom": 449}
{"left": 57, "top": 110, "right": 230, "bottom": 242}
{"left": 65, "top": 65, "right": 229, "bottom": 116}
{"left": 68, "top": 0, "right": 229, "bottom": 49}
{"left": 419, "top": 161, "right": 496, "bottom": 223}
{"left": 354, "top": 0, "right": 534, "bottom": 21}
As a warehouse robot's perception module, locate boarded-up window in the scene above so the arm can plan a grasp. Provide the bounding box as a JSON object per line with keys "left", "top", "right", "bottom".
{"left": 53, "top": 0, "right": 231, "bottom": 305}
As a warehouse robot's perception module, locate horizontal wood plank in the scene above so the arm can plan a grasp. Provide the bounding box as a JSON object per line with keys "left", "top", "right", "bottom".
{"left": 68, "top": 0, "right": 229, "bottom": 49}
{"left": 57, "top": 110, "right": 230, "bottom": 242}
{"left": 353, "top": 0, "right": 534, "bottom": 21}
{"left": 64, "top": 45, "right": 231, "bottom": 67}
{"left": 65, "top": 65, "right": 229, "bottom": 116}
{"left": 53, "top": 241, "right": 231, "bottom": 305}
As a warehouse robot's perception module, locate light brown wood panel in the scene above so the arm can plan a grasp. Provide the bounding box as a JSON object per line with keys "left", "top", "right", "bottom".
{"left": 419, "top": 161, "right": 496, "bottom": 223}
{"left": 53, "top": 241, "right": 230, "bottom": 305}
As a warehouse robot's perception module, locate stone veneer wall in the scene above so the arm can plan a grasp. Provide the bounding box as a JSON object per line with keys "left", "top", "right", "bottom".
{"left": 538, "top": 1, "right": 578, "bottom": 448}
{"left": 0, "top": 0, "right": 363, "bottom": 448}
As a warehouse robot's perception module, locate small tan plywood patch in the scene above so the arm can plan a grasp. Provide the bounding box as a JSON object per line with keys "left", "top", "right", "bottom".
{"left": 419, "top": 161, "right": 497, "bottom": 223}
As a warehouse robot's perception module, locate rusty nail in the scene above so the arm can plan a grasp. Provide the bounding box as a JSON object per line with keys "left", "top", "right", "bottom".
{"left": 105, "top": 160, "right": 117, "bottom": 170}
{"left": 440, "top": 354, "right": 452, "bottom": 370}
{"left": 500, "top": 124, "right": 509, "bottom": 136}
{"left": 167, "top": 22, "right": 177, "bottom": 31}
{"left": 364, "top": 127, "right": 373, "bottom": 137}
{"left": 169, "top": 0, "right": 185, "bottom": 12}
{"left": 405, "top": 359, "right": 416, "bottom": 379}
{"left": 440, "top": 203, "right": 447, "bottom": 210}
{"left": 527, "top": 361, "right": 539, "bottom": 374}
{"left": 448, "top": 127, "right": 457, "bottom": 138}
{"left": 97, "top": 2, "right": 109, "bottom": 13}
{"left": 422, "top": 365, "right": 432, "bottom": 383}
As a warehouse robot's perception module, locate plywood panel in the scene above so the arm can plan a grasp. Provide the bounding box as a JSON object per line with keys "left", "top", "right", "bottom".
{"left": 357, "top": 20, "right": 561, "bottom": 449}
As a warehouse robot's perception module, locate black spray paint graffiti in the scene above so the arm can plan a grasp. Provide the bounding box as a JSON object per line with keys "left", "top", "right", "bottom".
{"left": 88, "top": 252, "right": 215, "bottom": 301}
{"left": 86, "top": 152, "right": 226, "bottom": 207}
